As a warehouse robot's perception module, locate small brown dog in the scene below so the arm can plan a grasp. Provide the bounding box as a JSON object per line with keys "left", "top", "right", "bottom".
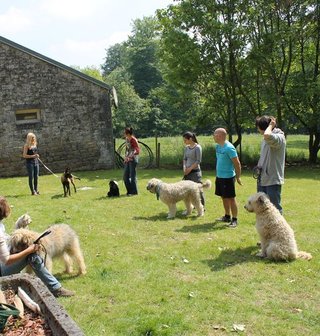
{"left": 61, "top": 167, "right": 80, "bottom": 197}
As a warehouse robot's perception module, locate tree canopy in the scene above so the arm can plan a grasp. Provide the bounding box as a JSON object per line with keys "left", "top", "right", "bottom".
{"left": 95, "top": 1, "right": 320, "bottom": 162}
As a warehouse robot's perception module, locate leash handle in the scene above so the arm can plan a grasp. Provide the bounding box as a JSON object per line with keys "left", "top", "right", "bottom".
{"left": 33, "top": 230, "right": 51, "bottom": 244}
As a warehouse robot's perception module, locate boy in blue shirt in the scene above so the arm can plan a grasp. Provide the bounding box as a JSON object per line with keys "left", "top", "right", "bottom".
{"left": 213, "top": 128, "right": 242, "bottom": 227}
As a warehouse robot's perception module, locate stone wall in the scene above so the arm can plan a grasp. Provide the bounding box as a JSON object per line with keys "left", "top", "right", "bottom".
{"left": 0, "top": 41, "right": 114, "bottom": 177}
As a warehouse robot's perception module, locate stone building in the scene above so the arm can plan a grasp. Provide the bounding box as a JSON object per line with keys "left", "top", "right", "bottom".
{"left": 0, "top": 35, "right": 115, "bottom": 177}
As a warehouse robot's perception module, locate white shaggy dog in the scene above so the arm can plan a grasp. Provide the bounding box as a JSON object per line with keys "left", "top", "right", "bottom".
{"left": 147, "top": 178, "right": 212, "bottom": 219}
{"left": 244, "top": 192, "right": 312, "bottom": 261}
{"left": 10, "top": 224, "right": 87, "bottom": 275}
{"left": 15, "top": 213, "right": 32, "bottom": 229}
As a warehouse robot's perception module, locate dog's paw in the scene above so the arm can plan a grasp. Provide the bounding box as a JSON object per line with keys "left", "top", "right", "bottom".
{"left": 64, "top": 268, "right": 74, "bottom": 274}
{"left": 256, "top": 251, "right": 266, "bottom": 258}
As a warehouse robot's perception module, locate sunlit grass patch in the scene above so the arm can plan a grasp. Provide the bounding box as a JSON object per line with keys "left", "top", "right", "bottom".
{"left": 0, "top": 166, "right": 319, "bottom": 335}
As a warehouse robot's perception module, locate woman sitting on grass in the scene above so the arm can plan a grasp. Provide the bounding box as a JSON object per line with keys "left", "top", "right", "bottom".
{"left": 0, "top": 196, "right": 74, "bottom": 297}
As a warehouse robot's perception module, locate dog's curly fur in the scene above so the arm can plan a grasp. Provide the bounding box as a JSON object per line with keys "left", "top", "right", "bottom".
{"left": 15, "top": 213, "right": 32, "bottom": 229}
{"left": 147, "top": 178, "right": 212, "bottom": 219}
{"left": 10, "top": 224, "right": 87, "bottom": 275}
{"left": 244, "top": 192, "right": 312, "bottom": 261}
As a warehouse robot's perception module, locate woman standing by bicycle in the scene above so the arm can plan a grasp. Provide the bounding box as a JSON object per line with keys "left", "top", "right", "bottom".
{"left": 123, "top": 127, "right": 140, "bottom": 196}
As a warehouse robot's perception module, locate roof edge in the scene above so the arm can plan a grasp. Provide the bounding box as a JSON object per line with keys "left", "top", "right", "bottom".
{"left": 0, "top": 35, "right": 111, "bottom": 91}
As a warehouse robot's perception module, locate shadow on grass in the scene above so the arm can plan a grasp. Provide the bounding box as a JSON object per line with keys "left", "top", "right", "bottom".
{"left": 133, "top": 211, "right": 207, "bottom": 221}
{"left": 96, "top": 196, "right": 107, "bottom": 200}
{"left": 176, "top": 222, "right": 227, "bottom": 233}
{"left": 51, "top": 194, "right": 64, "bottom": 199}
{"left": 94, "top": 195, "right": 128, "bottom": 201}
{"left": 133, "top": 214, "right": 172, "bottom": 222}
{"left": 54, "top": 273, "right": 82, "bottom": 281}
{"left": 5, "top": 194, "right": 30, "bottom": 199}
{"left": 202, "top": 245, "right": 260, "bottom": 271}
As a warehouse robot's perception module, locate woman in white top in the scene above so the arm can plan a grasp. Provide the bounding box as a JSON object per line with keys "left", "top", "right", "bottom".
{"left": 0, "top": 196, "right": 74, "bottom": 297}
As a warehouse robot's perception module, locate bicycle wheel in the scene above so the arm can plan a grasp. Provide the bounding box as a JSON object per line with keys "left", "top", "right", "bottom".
{"left": 116, "top": 141, "right": 154, "bottom": 169}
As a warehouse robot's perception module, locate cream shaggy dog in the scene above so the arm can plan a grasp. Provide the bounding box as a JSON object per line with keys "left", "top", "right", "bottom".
{"left": 244, "top": 192, "right": 312, "bottom": 261}
{"left": 10, "top": 224, "right": 87, "bottom": 275}
{"left": 147, "top": 178, "right": 212, "bottom": 219}
{"left": 15, "top": 213, "right": 32, "bottom": 229}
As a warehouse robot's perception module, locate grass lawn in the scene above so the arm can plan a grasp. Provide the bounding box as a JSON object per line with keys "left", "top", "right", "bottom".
{"left": 0, "top": 166, "right": 319, "bottom": 335}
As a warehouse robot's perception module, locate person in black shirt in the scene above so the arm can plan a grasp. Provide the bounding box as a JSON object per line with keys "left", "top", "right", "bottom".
{"left": 22, "top": 132, "right": 40, "bottom": 195}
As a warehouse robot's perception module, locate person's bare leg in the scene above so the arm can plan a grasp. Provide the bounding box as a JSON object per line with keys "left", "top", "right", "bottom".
{"left": 222, "top": 198, "right": 231, "bottom": 216}
{"left": 230, "top": 198, "right": 238, "bottom": 218}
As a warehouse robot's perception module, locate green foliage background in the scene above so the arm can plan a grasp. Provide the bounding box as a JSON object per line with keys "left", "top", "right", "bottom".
{"left": 79, "top": 2, "right": 320, "bottom": 163}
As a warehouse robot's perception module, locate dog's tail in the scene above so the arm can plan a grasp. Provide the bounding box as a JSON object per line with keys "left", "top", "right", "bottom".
{"left": 297, "top": 251, "right": 312, "bottom": 261}
{"left": 201, "top": 179, "right": 212, "bottom": 190}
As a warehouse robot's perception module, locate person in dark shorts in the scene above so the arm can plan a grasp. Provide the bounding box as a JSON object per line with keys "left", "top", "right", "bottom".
{"left": 213, "top": 128, "right": 242, "bottom": 228}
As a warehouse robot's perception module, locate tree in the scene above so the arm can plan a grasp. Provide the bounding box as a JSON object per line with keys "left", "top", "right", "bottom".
{"left": 104, "top": 67, "right": 151, "bottom": 137}
{"left": 101, "top": 15, "right": 192, "bottom": 137}
{"left": 284, "top": 2, "right": 320, "bottom": 163}
{"left": 72, "top": 65, "right": 104, "bottom": 81}
{"left": 157, "top": 0, "right": 255, "bottom": 146}
{"left": 101, "top": 43, "right": 127, "bottom": 77}
{"left": 157, "top": 0, "right": 319, "bottom": 164}
{"left": 244, "top": 1, "right": 302, "bottom": 130}
{"left": 125, "top": 16, "right": 163, "bottom": 99}
{"left": 148, "top": 84, "right": 192, "bottom": 136}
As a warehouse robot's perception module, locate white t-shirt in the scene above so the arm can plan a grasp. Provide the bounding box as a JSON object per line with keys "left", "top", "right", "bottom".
{"left": 0, "top": 222, "right": 10, "bottom": 264}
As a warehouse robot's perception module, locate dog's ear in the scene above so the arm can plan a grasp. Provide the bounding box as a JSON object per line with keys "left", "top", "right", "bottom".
{"left": 257, "top": 194, "right": 267, "bottom": 205}
{"left": 22, "top": 235, "right": 31, "bottom": 247}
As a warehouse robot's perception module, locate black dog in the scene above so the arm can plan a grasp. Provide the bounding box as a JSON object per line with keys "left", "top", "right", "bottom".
{"left": 107, "top": 180, "right": 120, "bottom": 197}
{"left": 61, "top": 167, "right": 81, "bottom": 197}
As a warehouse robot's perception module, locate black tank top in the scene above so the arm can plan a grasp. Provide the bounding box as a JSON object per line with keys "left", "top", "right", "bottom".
{"left": 26, "top": 147, "right": 38, "bottom": 163}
